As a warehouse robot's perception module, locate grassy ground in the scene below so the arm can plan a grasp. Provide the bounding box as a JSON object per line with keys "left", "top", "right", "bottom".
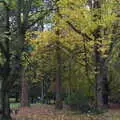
{"left": 10, "top": 103, "right": 42, "bottom": 109}
{"left": 10, "top": 103, "right": 20, "bottom": 109}
{"left": 11, "top": 103, "right": 120, "bottom": 120}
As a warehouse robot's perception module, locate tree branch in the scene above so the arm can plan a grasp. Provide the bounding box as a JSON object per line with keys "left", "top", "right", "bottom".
{"left": 58, "top": 13, "right": 93, "bottom": 41}
{"left": 27, "top": 8, "right": 55, "bottom": 29}
{"left": 67, "top": 21, "right": 92, "bottom": 41}
{"left": 0, "top": 42, "right": 7, "bottom": 58}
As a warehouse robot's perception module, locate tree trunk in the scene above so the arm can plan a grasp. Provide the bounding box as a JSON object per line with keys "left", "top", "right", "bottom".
{"left": 95, "top": 61, "right": 104, "bottom": 109}
{"left": 15, "top": 92, "right": 19, "bottom": 103}
{"left": 2, "top": 91, "right": 11, "bottom": 119}
{"left": 55, "top": 41, "right": 63, "bottom": 109}
{"left": 41, "top": 79, "right": 45, "bottom": 103}
{"left": 68, "top": 57, "right": 72, "bottom": 96}
{"left": 93, "top": 0, "right": 108, "bottom": 109}
{"left": 0, "top": 80, "right": 3, "bottom": 119}
{"left": 0, "top": 80, "right": 11, "bottom": 120}
{"left": 94, "top": 36, "right": 109, "bottom": 109}
{"left": 94, "top": 34, "right": 109, "bottom": 109}
{"left": 20, "top": 66, "right": 29, "bottom": 107}
{"left": 102, "top": 61, "right": 109, "bottom": 108}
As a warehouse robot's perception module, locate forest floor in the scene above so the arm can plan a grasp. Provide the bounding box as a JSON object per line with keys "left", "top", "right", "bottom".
{"left": 11, "top": 104, "right": 120, "bottom": 120}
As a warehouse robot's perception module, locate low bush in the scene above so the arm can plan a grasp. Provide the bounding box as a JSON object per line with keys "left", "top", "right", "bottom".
{"left": 64, "top": 91, "right": 91, "bottom": 113}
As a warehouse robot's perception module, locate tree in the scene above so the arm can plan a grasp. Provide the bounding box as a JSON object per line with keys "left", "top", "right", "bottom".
{"left": 0, "top": 0, "right": 52, "bottom": 118}
{"left": 108, "top": 1, "right": 120, "bottom": 103}
{"left": 32, "top": 0, "right": 117, "bottom": 110}
{"left": 12, "top": 0, "right": 52, "bottom": 107}
{"left": 0, "top": 1, "right": 11, "bottom": 119}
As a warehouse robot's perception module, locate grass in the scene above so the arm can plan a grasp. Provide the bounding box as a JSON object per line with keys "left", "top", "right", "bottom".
{"left": 10, "top": 103, "right": 20, "bottom": 109}
{"left": 10, "top": 102, "right": 42, "bottom": 109}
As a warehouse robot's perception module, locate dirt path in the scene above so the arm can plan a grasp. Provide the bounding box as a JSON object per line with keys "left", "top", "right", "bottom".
{"left": 11, "top": 104, "right": 120, "bottom": 120}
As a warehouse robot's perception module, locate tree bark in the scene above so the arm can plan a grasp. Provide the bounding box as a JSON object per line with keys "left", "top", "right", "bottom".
{"left": 55, "top": 41, "right": 63, "bottom": 109}
{"left": 93, "top": 0, "right": 108, "bottom": 109}
{"left": 0, "top": 1, "right": 11, "bottom": 119}
{"left": 0, "top": 80, "right": 3, "bottom": 119}
{"left": 41, "top": 79, "right": 45, "bottom": 103}
{"left": 2, "top": 91, "right": 11, "bottom": 119}
{"left": 94, "top": 47, "right": 103, "bottom": 109}
{"left": 15, "top": 92, "right": 19, "bottom": 103}
{"left": 94, "top": 31, "right": 109, "bottom": 109}
{"left": 68, "top": 56, "right": 72, "bottom": 96}
{"left": 102, "top": 61, "right": 109, "bottom": 107}
{"left": 0, "top": 80, "right": 11, "bottom": 120}
{"left": 20, "top": 66, "right": 29, "bottom": 107}
{"left": 95, "top": 58, "right": 109, "bottom": 109}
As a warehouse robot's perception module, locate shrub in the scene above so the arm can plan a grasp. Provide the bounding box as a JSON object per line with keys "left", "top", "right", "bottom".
{"left": 64, "top": 90, "right": 90, "bottom": 113}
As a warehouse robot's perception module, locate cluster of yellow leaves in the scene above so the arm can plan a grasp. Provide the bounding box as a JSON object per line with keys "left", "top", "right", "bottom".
{"left": 25, "top": 30, "right": 56, "bottom": 56}
{"left": 24, "top": 0, "right": 117, "bottom": 79}
{"left": 25, "top": 0, "right": 117, "bottom": 58}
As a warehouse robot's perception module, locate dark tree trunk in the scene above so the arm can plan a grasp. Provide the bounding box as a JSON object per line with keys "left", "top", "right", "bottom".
{"left": 68, "top": 57, "right": 72, "bottom": 96}
{"left": 94, "top": 46, "right": 109, "bottom": 110}
{"left": 41, "top": 79, "right": 45, "bottom": 103}
{"left": 55, "top": 41, "right": 63, "bottom": 109}
{"left": 95, "top": 49, "right": 103, "bottom": 109}
{"left": 0, "top": 83, "right": 11, "bottom": 120}
{"left": 15, "top": 92, "right": 19, "bottom": 103}
{"left": 102, "top": 62, "right": 109, "bottom": 108}
{"left": 94, "top": 31, "right": 109, "bottom": 109}
{"left": 2, "top": 91, "right": 11, "bottom": 119}
{"left": 0, "top": 80, "right": 3, "bottom": 119}
{"left": 20, "top": 67, "right": 29, "bottom": 107}
{"left": 93, "top": 0, "right": 108, "bottom": 109}
{"left": 0, "top": 2, "right": 11, "bottom": 119}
